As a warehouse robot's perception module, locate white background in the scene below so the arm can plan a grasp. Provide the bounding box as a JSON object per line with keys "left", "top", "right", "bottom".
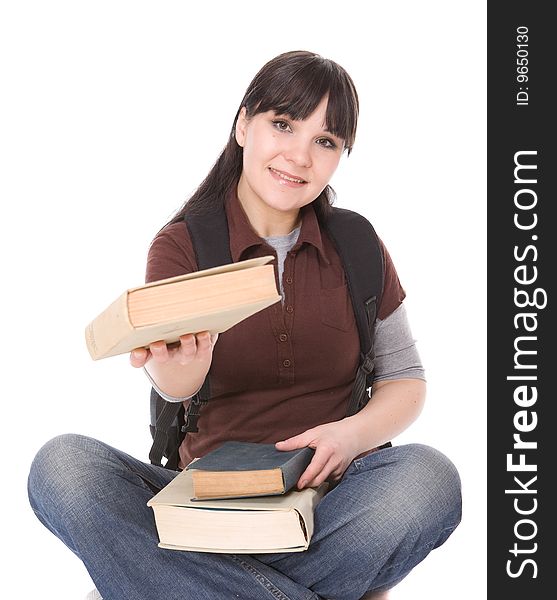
{"left": 0, "top": 1, "right": 486, "bottom": 598}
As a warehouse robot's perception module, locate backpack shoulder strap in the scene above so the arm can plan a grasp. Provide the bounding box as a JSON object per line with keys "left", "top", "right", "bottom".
{"left": 186, "top": 203, "right": 232, "bottom": 268}
{"left": 323, "top": 207, "right": 384, "bottom": 417}
{"left": 324, "top": 207, "right": 383, "bottom": 355}
{"left": 149, "top": 201, "right": 232, "bottom": 468}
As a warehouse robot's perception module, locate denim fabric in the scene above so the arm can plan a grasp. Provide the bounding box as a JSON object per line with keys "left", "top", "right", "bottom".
{"left": 28, "top": 435, "right": 461, "bottom": 600}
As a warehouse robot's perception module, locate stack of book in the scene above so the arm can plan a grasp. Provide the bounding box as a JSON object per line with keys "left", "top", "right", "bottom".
{"left": 85, "top": 259, "right": 327, "bottom": 552}
{"left": 147, "top": 441, "right": 328, "bottom": 553}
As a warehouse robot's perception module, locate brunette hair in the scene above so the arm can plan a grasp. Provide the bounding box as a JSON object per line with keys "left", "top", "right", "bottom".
{"left": 167, "top": 50, "right": 359, "bottom": 225}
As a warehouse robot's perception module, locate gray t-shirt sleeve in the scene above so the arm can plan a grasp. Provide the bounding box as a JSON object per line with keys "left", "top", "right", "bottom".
{"left": 372, "top": 303, "right": 426, "bottom": 382}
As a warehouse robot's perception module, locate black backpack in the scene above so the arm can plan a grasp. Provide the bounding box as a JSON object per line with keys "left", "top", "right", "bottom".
{"left": 149, "top": 204, "right": 386, "bottom": 469}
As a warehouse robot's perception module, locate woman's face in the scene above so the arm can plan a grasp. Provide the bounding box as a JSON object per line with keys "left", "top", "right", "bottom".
{"left": 235, "top": 95, "right": 345, "bottom": 228}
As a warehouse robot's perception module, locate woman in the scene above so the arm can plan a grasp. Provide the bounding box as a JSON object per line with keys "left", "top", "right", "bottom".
{"left": 28, "top": 50, "right": 461, "bottom": 600}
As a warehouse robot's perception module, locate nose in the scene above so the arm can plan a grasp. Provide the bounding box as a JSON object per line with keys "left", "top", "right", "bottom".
{"left": 283, "top": 137, "right": 312, "bottom": 168}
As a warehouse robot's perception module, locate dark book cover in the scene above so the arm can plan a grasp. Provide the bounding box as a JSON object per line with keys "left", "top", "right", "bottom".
{"left": 185, "top": 441, "right": 315, "bottom": 496}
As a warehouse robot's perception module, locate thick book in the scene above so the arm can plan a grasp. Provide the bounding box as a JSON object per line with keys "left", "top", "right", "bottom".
{"left": 185, "top": 441, "right": 315, "bottom": 500}
{"left": 147, "top": 466, "right": 328, "bottom": 553}
{"left": 85, "top": 256, "right": 280, "bottom": 360}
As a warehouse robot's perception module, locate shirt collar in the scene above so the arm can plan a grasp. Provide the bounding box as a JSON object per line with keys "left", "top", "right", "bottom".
{"left": 225, "top": 186, "right": 330, "bottom": 265}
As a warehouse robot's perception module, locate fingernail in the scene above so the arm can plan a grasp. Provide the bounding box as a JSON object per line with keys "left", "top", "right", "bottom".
{"left": 299, "top": 480, "right": 308, "bottom": 489}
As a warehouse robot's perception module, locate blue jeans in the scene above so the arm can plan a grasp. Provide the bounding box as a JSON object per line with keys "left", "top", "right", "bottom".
{"left": 27, "top": 434, "right": 461, "bottom": 600}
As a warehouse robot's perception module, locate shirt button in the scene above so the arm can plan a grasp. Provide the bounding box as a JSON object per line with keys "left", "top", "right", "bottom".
{"left": 279, "top": 333, "right": 288, "bottom": 342}
{"left": 283, "top": 359, "right": 292, "bottom": 367}
{"left": 286, "top": 305, "right": 294, "bottom": 313}
{"left": 286, "top": 276, "right": 293, "bottom": 284}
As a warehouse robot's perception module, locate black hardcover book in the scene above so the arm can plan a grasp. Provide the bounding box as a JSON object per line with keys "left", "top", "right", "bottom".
{"left": 185, "top": 441, "right": 315, "bottom": 500}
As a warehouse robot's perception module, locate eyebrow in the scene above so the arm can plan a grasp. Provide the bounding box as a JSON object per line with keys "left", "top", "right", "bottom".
{"left": 321, "top": 126, "right": 343, "bottom": 141}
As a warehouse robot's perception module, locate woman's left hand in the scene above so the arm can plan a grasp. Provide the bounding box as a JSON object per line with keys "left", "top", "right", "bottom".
{"left": 275, "top": 419, "right": 361, "bottom": 489}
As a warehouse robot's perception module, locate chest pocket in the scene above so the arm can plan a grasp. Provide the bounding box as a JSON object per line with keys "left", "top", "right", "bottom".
{"left": 319, "top": 284, "right": 354, "bottom": 332}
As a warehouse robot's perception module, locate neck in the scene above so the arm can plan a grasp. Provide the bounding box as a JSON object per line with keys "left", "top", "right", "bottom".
{"left": 236, "top": 179, "right": 301, "bottom": 237}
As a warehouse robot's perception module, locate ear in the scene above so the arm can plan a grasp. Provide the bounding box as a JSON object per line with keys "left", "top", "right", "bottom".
{"left": 235, "top": 107, "right": 248, "bottom": 147}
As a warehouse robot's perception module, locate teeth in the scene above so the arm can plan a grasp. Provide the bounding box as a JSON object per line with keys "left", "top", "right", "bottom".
{"left": 270, "top": 168, "right": 305, "bottom": 183}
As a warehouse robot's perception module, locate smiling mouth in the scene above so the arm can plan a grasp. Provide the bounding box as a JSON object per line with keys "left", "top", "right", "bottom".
{"left": 268, "top": 167, "right": 307, "bottom": 184}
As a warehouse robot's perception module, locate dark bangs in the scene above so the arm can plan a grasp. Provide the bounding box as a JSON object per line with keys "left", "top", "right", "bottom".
{"left": 239, "top": 51, "right": 359, "bottom": 155}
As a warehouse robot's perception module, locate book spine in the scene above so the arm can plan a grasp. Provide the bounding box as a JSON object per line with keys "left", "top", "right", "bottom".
{"left": 85, "top": 291, "right": 134, "bottom": 360}
{"left": 281, "top": 448, "right": 315, "bottom": 493}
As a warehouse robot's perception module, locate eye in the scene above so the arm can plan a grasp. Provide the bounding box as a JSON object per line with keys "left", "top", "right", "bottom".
{"left": 272, "top": 119, "right": 291, "bottom": 132}
{"left": 272, "top": 118, "right": 340, "bottom": 150}
{"left": 317, "top": 137, "right": 337, "bottom": 150}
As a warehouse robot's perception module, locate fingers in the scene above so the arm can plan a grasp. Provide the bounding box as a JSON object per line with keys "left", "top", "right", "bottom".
{"left": 275, "top": 434, "right": 308, "bottom": 451}
{"left": 130, "top": 347, "right": 150, "bottom": 368}
{"left": 297, "top": 447, "right": 336, "bottom": 489}
{"left": 176, "top": 331, "right": 214, "bottom": 365}
{"left": 277, "top": 433, "right": 334, "bottom": 489}
{"left": 276, "top": 430, "right": 333, "bottom": 488}
{"left": 191, "top": 331, "right": 214, "bottom": 358}
{"left": 276, "top": 423, "right": 354, "bottom": 490}
{"left": 149, "top": 340, "right": 170, "bottom": 363}
{"left": 133, "top": 331, "right": 217, "bottom": 366}
{"left": 175, "top": 334, "right": 197, "bottom": 365}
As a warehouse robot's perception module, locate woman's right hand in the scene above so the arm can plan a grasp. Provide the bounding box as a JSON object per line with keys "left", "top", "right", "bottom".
{"left": 129, "top": 331, "right": 219, "bottom": 398}
{"left": 129, "top": 331, "right": 218, "bottom": 368}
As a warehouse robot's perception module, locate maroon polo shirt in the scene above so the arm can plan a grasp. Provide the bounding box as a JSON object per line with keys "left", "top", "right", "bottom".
{"left": 146, "top": 188, "right": 406, "bottom": 468}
